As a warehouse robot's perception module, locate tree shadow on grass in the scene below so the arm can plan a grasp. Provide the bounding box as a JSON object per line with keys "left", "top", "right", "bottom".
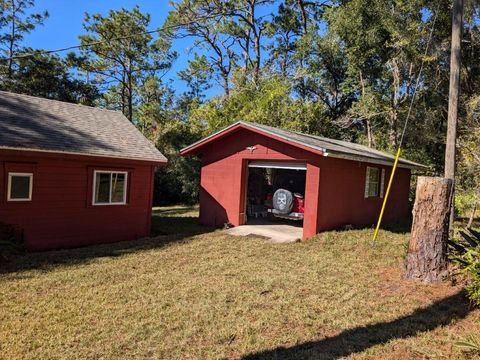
{"left": 151, "top": 214, "right": 211, "bottom": 236}
{"left": 380, "top": 217, "right": 412, "bottom": 234}
{"left": 152, "top": 206, "right": 199, "bottom": 217}
{"left": 0, "top": 216, "right": 215, "bottom": 275}
{"left": 243, "top": 290, "right": 471, "bottom": 360}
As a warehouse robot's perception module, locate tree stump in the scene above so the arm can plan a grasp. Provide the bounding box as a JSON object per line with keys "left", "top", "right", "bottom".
{"left": 405, "top": 176, "right": 453, "bottom": 283}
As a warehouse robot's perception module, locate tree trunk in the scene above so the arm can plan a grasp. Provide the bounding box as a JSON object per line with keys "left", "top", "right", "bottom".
{"left": 7, "top": 0, "right": 16, "bottom": 79}
{"left": 222, "top": 71, "right": 230, "bottom": 97}
{"left": 405, "top": 176, "right": 453, "bottom": 283}
{"left": 366, "top": 119, "right": 376, "bottom": 148}
{"left": 445, "top": 0, "right": 464, "bottom": 232}
{"left": 467, "top": 200, "right": 477, "bottom": 229}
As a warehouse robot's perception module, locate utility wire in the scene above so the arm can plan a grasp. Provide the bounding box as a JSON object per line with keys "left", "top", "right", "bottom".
{"left": 398, "top": 7, "right": 440, "bottom": 149}
{"left": 0, "top": 10, "right": 240, "bottom": 62}
{"left": 372, "top": 6, "right": 439, "bottom": 244}
{"left": 1, "top": 28, "right": 164, "bottom": 60}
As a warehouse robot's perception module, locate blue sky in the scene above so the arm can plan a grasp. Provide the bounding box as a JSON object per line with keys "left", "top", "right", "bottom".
{"left": 23, "top": 1, "right": 284, "bottom": 97}
{"left": 25, "top": 0, "right": 201, "bottom": 95}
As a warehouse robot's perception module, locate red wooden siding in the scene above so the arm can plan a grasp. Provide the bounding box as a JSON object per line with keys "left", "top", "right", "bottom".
{"left": 195, "top": 127, "right": 411, "bottom": 239}
{"left": 316, "top": 156, "right": 410, "bottom": 231}
{"left": 0, "top": 149, "right": 156, "bottom": 251}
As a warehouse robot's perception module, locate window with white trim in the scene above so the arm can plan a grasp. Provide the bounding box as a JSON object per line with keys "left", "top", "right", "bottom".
{"left": 93, "top": 171, "right": 128, "bottom": 205}
{"left": 364, "top": 167, "right": 385, "bottom": 198}
{"left": 7, "top": 173, "right": 33, "bottom": 201}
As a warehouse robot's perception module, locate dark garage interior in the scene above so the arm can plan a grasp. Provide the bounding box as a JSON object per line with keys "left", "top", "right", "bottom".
{"left": 246, "top": 161, "right": 306, "bottom": 226}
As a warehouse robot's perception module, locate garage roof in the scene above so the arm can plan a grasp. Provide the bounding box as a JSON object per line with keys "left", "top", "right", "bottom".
{"left": 181, "top": 120, "right": 426, "bottom": 170}
{"left": 0, "top": 91, "right": 167, "bottom": 163}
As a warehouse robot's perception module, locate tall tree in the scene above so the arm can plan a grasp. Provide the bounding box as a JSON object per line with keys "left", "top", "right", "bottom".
{"left": 75, "top": 6, "right": 176, "bottom": 121}
{"left": 165, "top": 0, "right": 237, "bottom": 96}
{"left": 222, "top": 0, "right": 274, "bottom": 83}
{"left": 0, "top": 49, "right": 98, "bottom": 103}
{"left": 136, "top": 76, "right": 174, "bottom": 139}
{"left": 177, "top": 53, "right": 213, "bottom": 100}
{"left": 268, "top": 0, "right": 330, "bottom": 98}
{"left": 0, "top": 0, "right": 48, "bottom": 79}
{"left": 326, "top": 0, "right": 450, "bottom": 151}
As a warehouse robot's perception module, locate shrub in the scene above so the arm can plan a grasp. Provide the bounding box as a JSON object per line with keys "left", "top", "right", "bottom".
{"left": 448, "top": 228, "right": 480, "bottom": 305}
{"left": 455, "top": 335, "right": 480, "bottom": 355}
{"left": 455, "top": 192, "right": 477, "bottom": 218}
{"left": 0, "top": 223, "right": 24, "bottom": 260}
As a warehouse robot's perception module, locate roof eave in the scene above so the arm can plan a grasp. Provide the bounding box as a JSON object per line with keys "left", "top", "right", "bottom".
{"left": 180, "top": 121, "right": 327, "bottom": 156}
{"left": 0, "top": 146, "right": 168, "bottom": 165}
{"left": 180, "top": 122, "right": 243, "bottom": 155}
{"left": 325, "top": 151, "right": 427, "bottom": 170}
{"left": 181, "top": 120, "right": 428, "bottom": 170}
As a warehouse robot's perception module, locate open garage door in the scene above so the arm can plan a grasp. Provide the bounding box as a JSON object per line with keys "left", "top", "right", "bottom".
{"left": 246, "top": 160, "right": 306, "bottom": 228}
{"left": 248, "top": 161, "right": 307, "bottom": 170}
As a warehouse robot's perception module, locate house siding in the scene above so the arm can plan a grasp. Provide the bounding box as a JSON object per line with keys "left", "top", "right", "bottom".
{"left": 0, "top": 149, "right": 156, "bottom": 251}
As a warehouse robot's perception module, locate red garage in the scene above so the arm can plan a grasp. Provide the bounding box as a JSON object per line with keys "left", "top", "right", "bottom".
{"left": 181, "top": 121, "right": 424, "bottom": 240}
{"left": 0, "top": 91, "right": 166, "bottom": 251}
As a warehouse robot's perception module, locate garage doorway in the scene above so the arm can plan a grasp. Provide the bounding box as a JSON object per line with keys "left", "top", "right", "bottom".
{"left": 244, "top": 161, "right": 306, "bottom": 239}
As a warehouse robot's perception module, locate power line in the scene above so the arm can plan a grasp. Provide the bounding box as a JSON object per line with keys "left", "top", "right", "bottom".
{"left": 2, "top": 28, "right": 163, "bottom": 60}
{"left": 0, "top": 10, "right": 238, "bottom": 62}
{"left": 398, "top": 6, "right": 439, "bottom": 149}
{"left": 372, "top": 5, "right": 439, "bottom": 244}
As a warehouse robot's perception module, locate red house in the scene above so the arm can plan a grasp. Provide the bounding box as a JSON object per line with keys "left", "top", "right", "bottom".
{"left": 181, "top": 121, "right": 424, "bottom": 240}
{"left": 0, "top": 91, "right": 167, "bottom": 251}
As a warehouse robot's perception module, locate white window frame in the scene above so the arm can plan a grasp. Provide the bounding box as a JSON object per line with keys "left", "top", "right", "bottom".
{"left": 7, "top": 172, "right": 33, "bottom": 202}
{"left": 92, "top": 170, "right": 128, "bottom": 206}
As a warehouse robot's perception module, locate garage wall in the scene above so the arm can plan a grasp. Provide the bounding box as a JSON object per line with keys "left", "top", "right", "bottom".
{"left": 315, "top": 156, "right": 411, "bottom": 231}
{"left": 196, "top": 127, "right": 412, "bottom": 238}
{"left": 0, "top": 150, "right": 156, "bottom": 251}
{"left": 199, "top": 128, "right": 319, "bottom": 229}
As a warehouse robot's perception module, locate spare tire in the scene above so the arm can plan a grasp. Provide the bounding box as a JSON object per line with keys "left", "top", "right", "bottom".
{"left": 273, "top": 188, "right": 293, "bottom": 214}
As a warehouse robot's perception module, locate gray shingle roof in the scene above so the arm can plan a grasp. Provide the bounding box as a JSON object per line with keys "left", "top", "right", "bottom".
{"left": 0, "top": 91, "right": 167, "bottom": 163}
{"left": 182, "top": 120, "right": 426, "bottom": 170}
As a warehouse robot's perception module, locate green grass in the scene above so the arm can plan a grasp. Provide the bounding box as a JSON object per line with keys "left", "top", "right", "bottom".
{"left": 0, "top": 206, "right": 479, "bottom": 359}
{"left": 151, "top": 204, "right": 211, "bottom": 236}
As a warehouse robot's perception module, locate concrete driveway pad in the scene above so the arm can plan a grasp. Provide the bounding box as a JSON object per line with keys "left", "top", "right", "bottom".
{"left": 225, "top": 223, "right": 302, "bottom": 243}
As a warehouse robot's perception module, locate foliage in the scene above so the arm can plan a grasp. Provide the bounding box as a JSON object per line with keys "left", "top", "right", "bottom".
{"left": 154, "top": 118, "right": 204, "bottom": 205}
{"left": 0, "top": 222, "right": 23, "bottom": 260}
{"left": 74, "top": 6, "right": 176, "bottom": 121}
{"left": 455, "top": 192, "right": 478, "bottom": 218}
{"left": 0, "top": 0, "right": 48, "bottom": 77}
{"left": 191, "top": 75, "right": 340, "bottom": 138}
{"left": 132, "top": 74, "right": 204, "bottom": 205}
{"left": 449, "top": 228, "right": 480, "bottom": 306}
{"left": 0, "top": 49, "right": 98, "bottom": 102}
{"left": 455, "top": 335, "right": 480, "bottom": 356}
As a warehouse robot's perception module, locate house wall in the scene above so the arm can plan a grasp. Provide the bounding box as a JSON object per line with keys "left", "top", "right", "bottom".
{"left": 196, "top": 127, "right": 411, "bottom": 239}
{"left": 0, "top": 149, "right": 156, "bottom": 251}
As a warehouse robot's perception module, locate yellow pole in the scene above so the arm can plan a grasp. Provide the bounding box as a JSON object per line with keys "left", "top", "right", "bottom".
{"left": 372, "top": 148, "right": 402, "bottom": 243}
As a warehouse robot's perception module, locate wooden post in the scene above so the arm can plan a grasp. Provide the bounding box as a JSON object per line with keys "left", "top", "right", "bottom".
{"left": 405, "top": 177, "right": 453, "bottom": 283}
{"left": 445, "top": 0, "right": 464, "bottom": 230}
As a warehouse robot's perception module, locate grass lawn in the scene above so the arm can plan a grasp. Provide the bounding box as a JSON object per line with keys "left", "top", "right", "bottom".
{"left": 0, "top": 206, "right": 479, "bottom": 359}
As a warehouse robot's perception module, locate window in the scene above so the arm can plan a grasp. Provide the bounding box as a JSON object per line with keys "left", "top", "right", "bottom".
{"left": 7, "top": 173, "right": 33, "bottom": 201}
{"left": 364, "top": 167, "right": 385, "bottom": 198}
{"left": 93, "top": 171, "right": 127, "bottom": 205}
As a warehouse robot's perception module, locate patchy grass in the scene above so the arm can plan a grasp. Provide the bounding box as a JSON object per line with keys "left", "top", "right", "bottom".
{"left": 151, "top": 204, "right": 210, "bottom": 236}
{"left": 0, "top": 206, "right": 479, "bottom": 359}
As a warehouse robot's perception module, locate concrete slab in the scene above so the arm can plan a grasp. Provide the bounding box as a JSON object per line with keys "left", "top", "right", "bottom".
{"left": 225, "top": 223, "right": 303, "bottom": 243}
